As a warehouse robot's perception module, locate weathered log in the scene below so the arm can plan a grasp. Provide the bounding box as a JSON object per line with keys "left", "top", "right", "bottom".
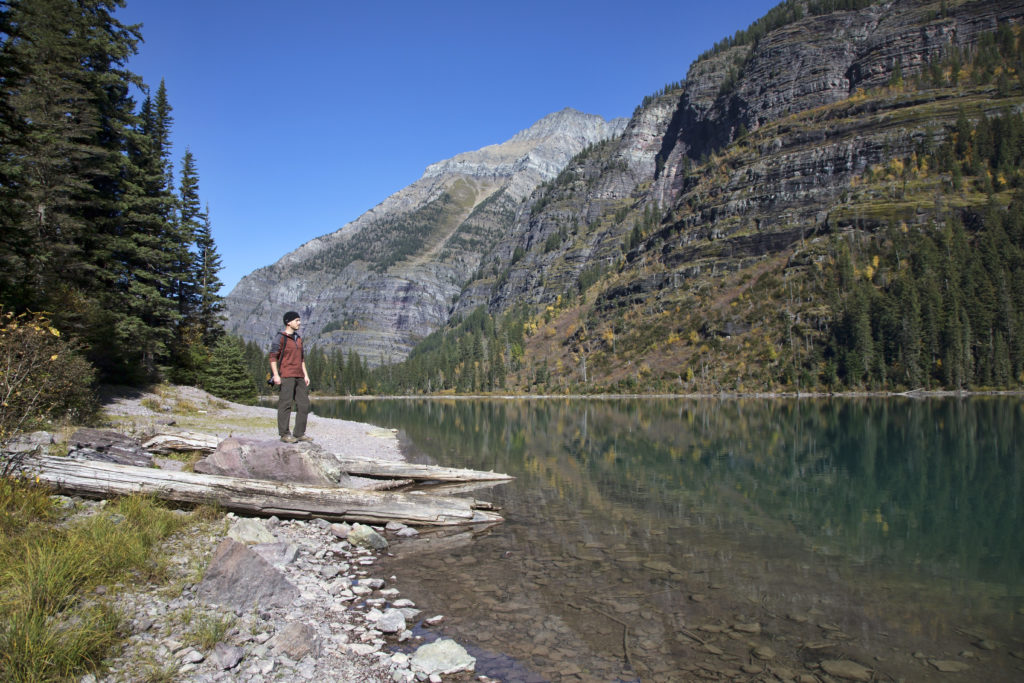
{"left": 15, "top": 454, "right": 502, "bottom": 526}
{"left": 142, "top": 431, "right": 221, "bottom": 454}
{"left": 410, "top": 480, "right": 511, "bottom": 497}
{"left": 68, "top": 428, "right": 152, "bottom": 467}
{"left": 191, "top": 436, "right": 512, "bottom": 486}
{"left": 333, "top": 458, "right": 514, "bottom": 483}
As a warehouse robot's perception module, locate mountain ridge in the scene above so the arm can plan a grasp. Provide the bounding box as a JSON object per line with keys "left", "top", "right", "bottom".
{"left": 228, "top": 0, "right": 1024, "bottom": 394}
{"left": 224, "top": 108, "right": 627, "bottom": 359}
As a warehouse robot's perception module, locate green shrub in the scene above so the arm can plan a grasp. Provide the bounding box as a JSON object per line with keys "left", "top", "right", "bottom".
{"left": 0, "top": 310, "right": 98, "bottom": 450}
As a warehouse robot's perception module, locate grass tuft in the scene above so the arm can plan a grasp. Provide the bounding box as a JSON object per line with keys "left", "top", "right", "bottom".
{"left": 186, "top": 612, "right": 236, "bottom": 650}
{"left": 140, "top": 397, "right": 163, "bottom": 412}
{"left": 0, "top": 602, "right": 122, "bottom": 681}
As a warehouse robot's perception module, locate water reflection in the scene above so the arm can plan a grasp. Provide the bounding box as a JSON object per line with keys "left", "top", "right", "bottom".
{"left": 318, "top": 397, "right": 1024, "bottom": 682}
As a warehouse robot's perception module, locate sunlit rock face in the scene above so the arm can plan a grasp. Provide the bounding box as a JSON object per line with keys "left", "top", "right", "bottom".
{"left": 224, "top": 108, "right": 626, "bottom": 361}
{"left": 228, "top": 0, "right": 1023, "bottom": 365}
{"left": 475, "top": 0, "right": 1024, "bottom": 318}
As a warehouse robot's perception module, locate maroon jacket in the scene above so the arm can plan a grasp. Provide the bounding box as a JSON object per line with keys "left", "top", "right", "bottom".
{"left": 269, "top": 332, "right": 304, "bottom": 378}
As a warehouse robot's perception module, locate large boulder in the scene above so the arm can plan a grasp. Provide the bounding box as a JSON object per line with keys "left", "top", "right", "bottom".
{"left": 196, "top": 538, "right": 299, "bottom": 611}
{"left": 193, "top": 437, "right": 353, "bottom": 486}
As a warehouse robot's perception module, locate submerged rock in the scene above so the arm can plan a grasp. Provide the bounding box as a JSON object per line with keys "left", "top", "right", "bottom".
{"left": 930, "top": 659, "right": 970, "bottom": 673}
{"left": 820, "top": 659, "right": 872, "bottom": 681}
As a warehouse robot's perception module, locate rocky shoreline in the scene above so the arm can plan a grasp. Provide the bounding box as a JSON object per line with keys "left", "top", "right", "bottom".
{"left": 47, "top": 385, "right": 489, "bottom": 682}
{"left": 70, "top": 501, "right": 480, "bottom": 683}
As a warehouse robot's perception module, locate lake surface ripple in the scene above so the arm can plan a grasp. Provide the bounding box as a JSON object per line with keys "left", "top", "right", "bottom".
{"left": 316, "top": 396, "right": 1024, "bottom": 682}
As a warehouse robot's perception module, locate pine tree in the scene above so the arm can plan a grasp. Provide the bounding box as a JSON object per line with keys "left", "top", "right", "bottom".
{"left": 0, "top": 0, "right": 139, "bottom": 313}
{"left": 177, "top": 150, "right": 224, "bottom": 345}
{"left": 152, "top": 80, "right": 175, "bottom": 191}
{"left": 116, "top": 94, "right": 181, "bottom": 377}
{"left": 176, "top": 148, "right": 203, "bottom": 318}
{"left": 243, "top": 339, "right": 272, "bottom": 394}
{"left": 201, "top": 336, "right": 257, "bottom": 405}
{"left": 0, "top": 0, "right": 153, "bottom": 381}
{"left": 194, "top": 206, "right": 224, "bottom": 342}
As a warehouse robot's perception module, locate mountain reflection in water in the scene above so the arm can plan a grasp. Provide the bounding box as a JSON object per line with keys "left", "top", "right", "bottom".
{"left": 316, "top": 397, "right": 1024, "bottom": 682}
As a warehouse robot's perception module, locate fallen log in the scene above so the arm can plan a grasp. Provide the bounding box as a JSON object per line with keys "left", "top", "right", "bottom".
{"left": 333, "top": 457, "right": 513, "bottom": 483}
{"left": 15, "top": 454, "right": 502, "bottom": 526}
{"left": 68, "top": 427, "right": 152, "bottom": 467}
{"left": 142, "top": 431, "right": 221, "bottom": 454}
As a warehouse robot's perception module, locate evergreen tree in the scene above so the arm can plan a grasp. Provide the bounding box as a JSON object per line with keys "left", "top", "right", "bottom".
{"left": 242, "top": 339, "right": 272, "bottom": 395}
{"left": 175, "top": 148, "right": 202, "bottom": 315}
{"left": 116, "top": 93, "right": 181, "bottom": 377}
{"left": 0, "top": 0, "right": 137, "bottom": 311}
{"left": 194, "top": 205, "right": 224, "bottom": 342}
{"left": 201, "top": 336, "right": 257, "bottom": 405}
{"left": 152, "top": 80, "right": 175, "bottom": 190}
{"left": 0, "top": 0, "right": 153, "bottom": 381}
{"left": 176, "top": 149, "right": 224, "bottom": 346}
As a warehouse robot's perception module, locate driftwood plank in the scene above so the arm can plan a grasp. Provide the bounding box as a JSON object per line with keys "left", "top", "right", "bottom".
{"left": 17, "top": 455, "right": 502, "bottom": 526}
{"left": 142, "top": 431, "right": 221, "bottom": 454}
{"left": 334, "top": 458, "right": 513, "bottom": 483}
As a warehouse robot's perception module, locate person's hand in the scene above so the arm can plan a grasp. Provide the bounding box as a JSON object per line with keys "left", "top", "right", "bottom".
{"left": 304, "top": 376, "right": 310, "bottom": 386}
{"left": 273, "top": 375, "right": 282, "bottom": 385}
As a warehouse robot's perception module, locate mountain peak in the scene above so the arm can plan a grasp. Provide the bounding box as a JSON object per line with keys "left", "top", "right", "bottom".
{"left": 509, "top": 107, "right": 627, "bottom": 143}
{"left": 422, "top": 109, "right": 627, "bottom": 185}
{"left": 225, "top": 107, "right": 627, "bottom": 359}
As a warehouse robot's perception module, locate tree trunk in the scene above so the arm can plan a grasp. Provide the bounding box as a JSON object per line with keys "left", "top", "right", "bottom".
{"left": 16, "top": 454, "right": 502, "bottom": 526}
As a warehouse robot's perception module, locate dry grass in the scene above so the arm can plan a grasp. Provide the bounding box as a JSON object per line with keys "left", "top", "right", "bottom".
{"left": 0, "top": 478, "right": 197, "bottom": 682}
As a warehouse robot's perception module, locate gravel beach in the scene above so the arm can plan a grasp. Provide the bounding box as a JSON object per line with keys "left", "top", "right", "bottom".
{"left": 85, "top": 384, "right": 479, "bottom": 682}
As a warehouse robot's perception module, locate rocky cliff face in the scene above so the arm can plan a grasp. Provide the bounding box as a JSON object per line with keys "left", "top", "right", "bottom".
{"left": 655, "top": 0, "right": 1022, "bottom": 199}
{"left": 466, "top": 0, "right": 1023, "bottom": 321}
{"left": 224, "top": 109, "right": 627, "bottom": 360}
{"left": 228, "top": 0, "right": 1024, "bottom": 380}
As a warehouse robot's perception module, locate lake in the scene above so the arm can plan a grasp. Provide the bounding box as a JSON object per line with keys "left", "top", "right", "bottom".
{"left": 315, "top": 396, "right": 1024, "bottom": 682}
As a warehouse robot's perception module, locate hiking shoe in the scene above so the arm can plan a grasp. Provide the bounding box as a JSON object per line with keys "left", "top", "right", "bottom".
{"left": 280, "top": 434, "right": 298, "bottom": 443}
{"left": 295, "top": 434, "right": 313, "bottom": 442}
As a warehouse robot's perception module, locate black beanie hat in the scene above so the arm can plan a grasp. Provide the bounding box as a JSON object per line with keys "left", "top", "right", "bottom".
{"left": 283, "top": 311, "right": 300, "bottom": 324}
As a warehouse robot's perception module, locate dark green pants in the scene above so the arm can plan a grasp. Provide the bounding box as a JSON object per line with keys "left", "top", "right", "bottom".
{"left": 277, "top": 377, "right": 310, "bottom": 437}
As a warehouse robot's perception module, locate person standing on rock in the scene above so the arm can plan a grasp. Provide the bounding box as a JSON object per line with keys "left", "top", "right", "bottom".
{"left": 269, "top": 311, "right": 312, "bottom": 443}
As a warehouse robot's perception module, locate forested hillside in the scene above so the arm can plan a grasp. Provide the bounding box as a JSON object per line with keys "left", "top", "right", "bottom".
{"left": 0, "top": 0, "right": 255, "bottom": 407}
{"left": 292, "top": 0, "right": 1024, "bottom": 396}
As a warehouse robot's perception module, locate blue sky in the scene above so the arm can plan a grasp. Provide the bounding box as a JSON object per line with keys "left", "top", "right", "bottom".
{"left": 117, "top": 0, "right": 781, "bottom": 292}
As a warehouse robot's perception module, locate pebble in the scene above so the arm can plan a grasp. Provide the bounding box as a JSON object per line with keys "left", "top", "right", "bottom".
{"left": 733, "top": 621, "right": 761, "bottom": 634}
